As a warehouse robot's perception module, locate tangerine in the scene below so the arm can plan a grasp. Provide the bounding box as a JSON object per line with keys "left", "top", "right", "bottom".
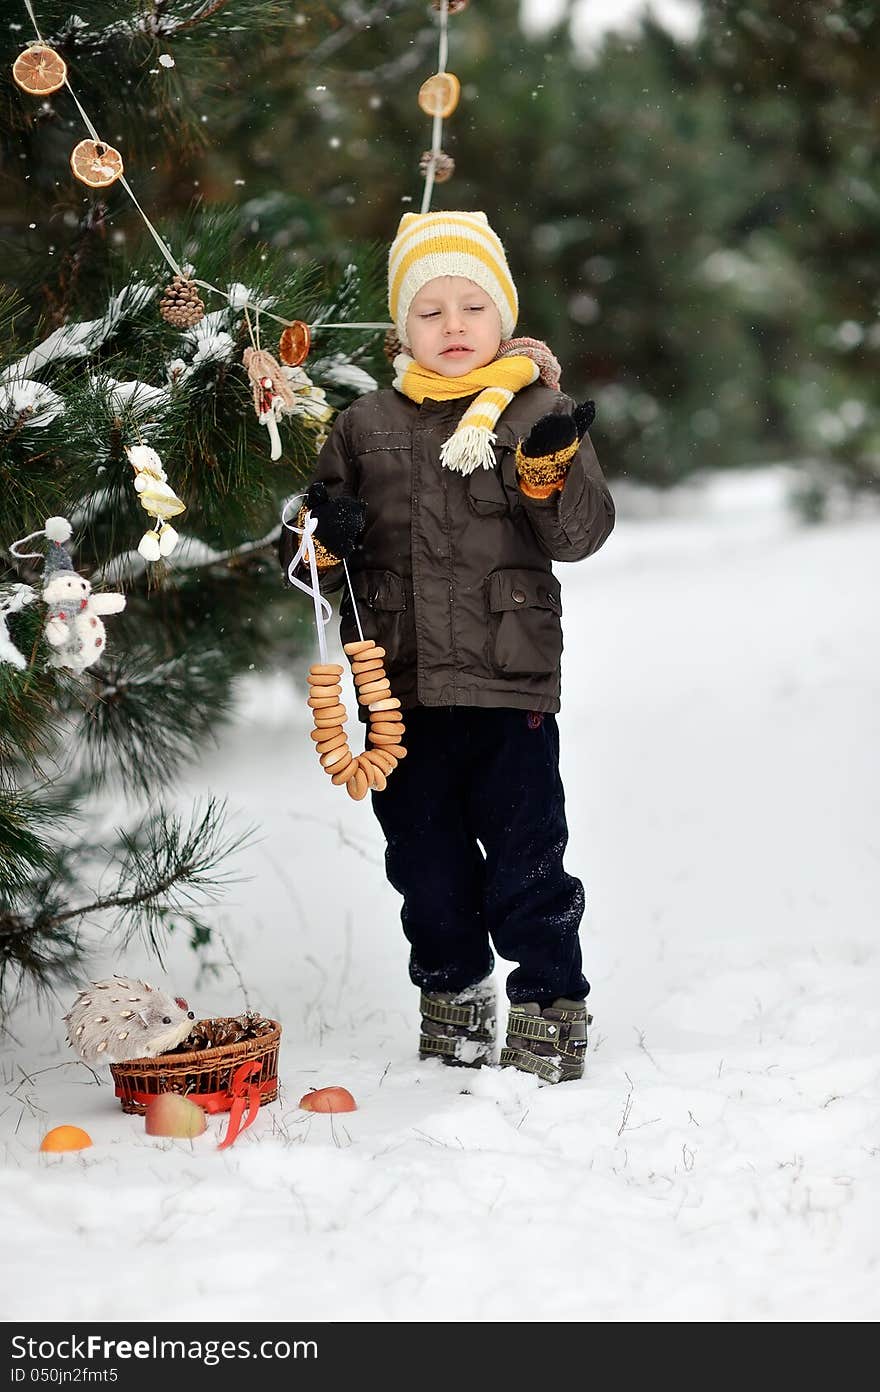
{"left": 40, "top": 1124, "right": 93, "bottom": 1153}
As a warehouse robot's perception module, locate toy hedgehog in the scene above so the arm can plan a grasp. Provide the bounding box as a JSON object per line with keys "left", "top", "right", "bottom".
{"left": 64, "top": 976, "right": 197, "bottom": 1064}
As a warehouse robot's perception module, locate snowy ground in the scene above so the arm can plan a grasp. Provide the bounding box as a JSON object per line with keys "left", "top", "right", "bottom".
{"left": 2, "top": 467, "right": 878, "bottom": 1323}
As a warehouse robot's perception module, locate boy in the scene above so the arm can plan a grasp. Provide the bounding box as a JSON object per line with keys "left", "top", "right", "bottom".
{"left": 282, "top": 211, "right": 614, "bottom": 1083}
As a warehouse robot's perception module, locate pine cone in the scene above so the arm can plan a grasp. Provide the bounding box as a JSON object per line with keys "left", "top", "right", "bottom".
{"left": 159, "top": 273, "right": 206, "bottom": 329}
{"left": 420, "top": 149, "right": 455, "bottom": 183}
{"left": 384, "top": 328, "right": 403, "bottom": 363}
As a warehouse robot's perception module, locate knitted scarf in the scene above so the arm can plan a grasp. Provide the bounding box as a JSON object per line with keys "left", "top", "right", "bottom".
{"left": 392, "top": 336, "right": 562, "bottom": 475}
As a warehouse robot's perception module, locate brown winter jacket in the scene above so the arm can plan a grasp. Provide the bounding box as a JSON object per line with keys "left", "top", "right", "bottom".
{"left": 285, "top": 383, "right": 615, "bottom": 723}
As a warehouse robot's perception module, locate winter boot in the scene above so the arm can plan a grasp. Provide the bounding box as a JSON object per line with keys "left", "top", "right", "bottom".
{"left": 419, "top": 977, "right": 496, "bottom": 1068}
{"left": 500, "top": 998, "right": 591, "bottom": 1084}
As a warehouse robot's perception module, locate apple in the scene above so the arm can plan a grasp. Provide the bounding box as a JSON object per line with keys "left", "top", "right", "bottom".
{"left": 144, "top": 1092, "right": 207, "bottom": 1138}
{"left": 299, "top": 1085, "right": 357, "bottom": 1113}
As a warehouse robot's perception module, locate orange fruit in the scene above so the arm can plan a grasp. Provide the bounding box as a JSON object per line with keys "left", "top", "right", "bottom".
{"left": 417, "top": 71, "right": 461, "bottom": 120}
{"left": 299, "top": 1085, "right": 357, "bottom": 1113}
{"left": 12, "top": 45, "right": 67, "bottom": 96}
{"left": 40, "top": 1124, "right": 93, "bottom": 1153}
{"left": 278, "top": 321, "right": 311, "bottom": 367}
{"left": 70, "top": 139, "right": 124, "bottom": 190}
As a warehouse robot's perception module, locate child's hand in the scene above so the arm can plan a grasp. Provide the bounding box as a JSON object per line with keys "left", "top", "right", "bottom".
{"left": 518, "top": 399, "right": 596, "bottom": 460}
{"left": 304, "top": 481, "right": 367, "bottom": 560}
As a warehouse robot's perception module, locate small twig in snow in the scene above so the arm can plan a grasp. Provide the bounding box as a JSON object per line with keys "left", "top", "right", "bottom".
{"left": 214, "top": 918, "right": 252, "bottom": 1013}
{"left": 634, "top": 1027, "right": 660, "bottom": 1068}
{"left": 617, "top": 1072, "right": 635, "bottom": 1136}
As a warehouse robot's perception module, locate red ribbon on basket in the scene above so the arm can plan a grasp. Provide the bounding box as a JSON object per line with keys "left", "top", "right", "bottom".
{"left": 119, "top": 1060, "right": 272, "bottom": 1150}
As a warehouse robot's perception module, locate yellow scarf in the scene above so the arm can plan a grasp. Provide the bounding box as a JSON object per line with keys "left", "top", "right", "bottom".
{"left": 392, "top": 352, "right": 539, "bottom": 475}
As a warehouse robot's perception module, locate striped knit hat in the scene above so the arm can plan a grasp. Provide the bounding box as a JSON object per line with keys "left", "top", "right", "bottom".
{"left": 388, "top": 210, "right": 519, "bottom": 345}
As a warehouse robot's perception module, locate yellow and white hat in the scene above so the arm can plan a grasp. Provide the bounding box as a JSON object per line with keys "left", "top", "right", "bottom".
{"left": 388, "top": 210, "right": 519, "bottom": 345}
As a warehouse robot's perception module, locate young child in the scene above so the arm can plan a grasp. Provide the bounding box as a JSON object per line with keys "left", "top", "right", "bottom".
{"left": 282, "top": 210, "right": 614, "bottom": 1084}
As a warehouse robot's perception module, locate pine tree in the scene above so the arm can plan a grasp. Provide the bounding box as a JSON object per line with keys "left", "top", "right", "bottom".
{"left": 0, "top": 0, "right": 391, "bottom": 1017}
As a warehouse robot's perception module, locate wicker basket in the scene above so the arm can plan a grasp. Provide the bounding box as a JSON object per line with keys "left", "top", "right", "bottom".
{"left": 110, "top": 1016, "right": 281, "bottom": 1117}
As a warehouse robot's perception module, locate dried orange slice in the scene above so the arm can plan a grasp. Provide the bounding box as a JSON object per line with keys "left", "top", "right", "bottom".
{"left": 12, "top": 44, "right": 67, "bottom": 96}
{"left": 70, "top": 138, "right": 124, "bottom": 189}
{"left": 417, "top": 71, "right": 460, "bottom": 119}
{"left": 278, "top": 320, "right": 311, "bottom": 367}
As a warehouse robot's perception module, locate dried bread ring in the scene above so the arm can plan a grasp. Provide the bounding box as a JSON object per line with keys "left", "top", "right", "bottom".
{"left": 320, "top": 744, "right": 352, "bottom": 769}
{"left": 361, "top": 748, "right": 397, "bottom": 775}
{"left": 357, "top": 681, "right": 391, "bottom": 699}
{"left": 364, "top": 761, "right": 388, "bottom": 791}
{"left": 316, "top": 731, "right": 348, "bottom": 754}
{"left": 307, "top": 646, "right": 406, "bottom": 799}
{"left": 346, "top": 764, "right": 370, "bottom": 801}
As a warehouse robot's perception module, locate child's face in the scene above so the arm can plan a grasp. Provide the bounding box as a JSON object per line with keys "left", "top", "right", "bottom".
{"left": 406, "top": 276, "right": 502, "bottom": 376}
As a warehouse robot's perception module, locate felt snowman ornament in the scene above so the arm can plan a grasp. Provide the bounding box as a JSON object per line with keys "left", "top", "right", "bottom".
{"left": 124, "top": 444, "right": 186, "bottom": 561}
{"left": 41, "top": 518, "right": 126, "bottom": 672}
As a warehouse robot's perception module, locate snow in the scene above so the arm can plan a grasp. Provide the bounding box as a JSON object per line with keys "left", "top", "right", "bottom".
{"left": 2, "top": 467, "right": 879, "bottom": 1323}
{"left": 522, "top": 0, "right": 701, "bottom": 55}
{"left": 0, "top": 282, "right": 155, "bottom": 382}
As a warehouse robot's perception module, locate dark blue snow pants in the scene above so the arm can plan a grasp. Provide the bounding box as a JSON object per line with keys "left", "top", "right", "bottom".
{"left": 367, "top": 705, "right": 589, "bottom": 1007}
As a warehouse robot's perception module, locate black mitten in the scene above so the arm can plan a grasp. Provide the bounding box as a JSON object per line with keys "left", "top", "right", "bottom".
{"left": 304, "top": 482, "right": 367, "bottom": 560}
{"left": 519, "top": 399, "right": 596, "bottom": 459}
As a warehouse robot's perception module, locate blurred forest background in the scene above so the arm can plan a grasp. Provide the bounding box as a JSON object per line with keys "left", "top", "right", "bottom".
{"left": 3, "top": 0, "right": 879, "bottom": 504}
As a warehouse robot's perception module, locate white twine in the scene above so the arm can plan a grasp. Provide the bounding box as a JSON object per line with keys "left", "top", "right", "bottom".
{"left": 279, "top": 497, "right": 365, "bottom": 665}
{"left": 8, "top": 526, "right": 49, "bottom": 561}
{"left": 420, "top": 0, "right": 451, "bottom": 214}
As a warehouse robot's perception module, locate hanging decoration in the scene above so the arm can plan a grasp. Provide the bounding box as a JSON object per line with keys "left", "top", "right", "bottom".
{"left": 306, "top": 640, "right": 408, "bottom": 801}
{"left": 419, "top": 149, "right": 455, "bottom": 183}
{"left": 281, "top": 502, "right": 408, "bottom": 803}
{"left": 384, "top": 328, "right": 403, "bottom": 363}
{"left": 13, "top": 3, "right": 389, "bottom": 339}
{"left": 12, "top": 41, "right": 66, "bottom": 94}
{"left": 417, "top": 71, "right": 460, "bottom": 119}
{"left": 278, "top": 321, "right": 312, "bottom": 368}
{"left": 124, "top": 444, "right": 186, "bottom": 560}
{"left": 242, "top": 346, "right": 300, "bottom": 462}
{"left": 40, "top": 521, "right": 126, "bottom": 672}
{"left": 159, "top": 273, "right": 206, "bottom": 329}
{"left": 8, "top": 517, "right": 126, "bottom": 673}
{"left": 417, "top": 0, "right": 469, "bottom": 211}
{"left": 69, "top": 138, "right": 124, "bottom": 189}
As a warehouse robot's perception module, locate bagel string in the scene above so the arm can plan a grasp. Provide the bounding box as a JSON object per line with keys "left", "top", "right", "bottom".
{"left": 281, "top": 498, "right": 407, "bottom": 799}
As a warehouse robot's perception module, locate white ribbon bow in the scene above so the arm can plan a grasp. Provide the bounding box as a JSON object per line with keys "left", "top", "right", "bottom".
{"left": 279, "top": 496, "right": 334, "bottom": 664}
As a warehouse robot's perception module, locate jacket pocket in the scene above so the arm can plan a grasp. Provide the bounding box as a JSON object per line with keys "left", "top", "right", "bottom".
{"left": 467, "top": 435, "right": 522, "bottom": 516}
{"left": 486, "top": 567, "right": 563, "bottom": 676}
{"left": 340, "top": 568, "right": 409, "bottom": 675}
{"left": 467, "top": 457, "right": 510, "bottom": 516}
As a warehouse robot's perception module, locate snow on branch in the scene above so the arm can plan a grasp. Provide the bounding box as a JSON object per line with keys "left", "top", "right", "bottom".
{"left": 0, "top": 283, "right": 156, "bottom": 384}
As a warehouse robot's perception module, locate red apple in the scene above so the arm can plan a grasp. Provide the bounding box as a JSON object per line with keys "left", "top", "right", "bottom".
{"left": 144, "top": 1092, "right": 207, "bottom": 1138}
{"left": 299, "top": 1085, "right": 357, "bottom": 1113}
